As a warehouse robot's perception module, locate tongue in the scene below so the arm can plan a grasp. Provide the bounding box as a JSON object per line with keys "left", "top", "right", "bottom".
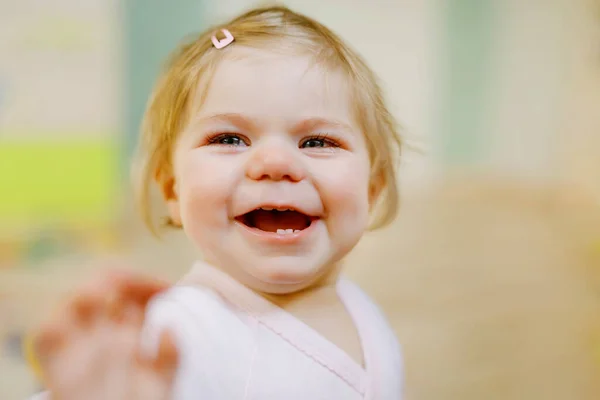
{"left": 250, "top": 210, "right": 309, "bottom": 232}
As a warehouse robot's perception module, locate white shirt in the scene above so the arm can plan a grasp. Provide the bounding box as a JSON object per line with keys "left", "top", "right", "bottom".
{"left": 143, "top": 263, "right": 403, "bottom": 399}
{"left": 31, "top": 263, "right": 403, "bottom": 399}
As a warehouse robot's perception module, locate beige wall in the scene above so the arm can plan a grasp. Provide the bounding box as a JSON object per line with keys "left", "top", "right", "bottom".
{"left": 209, "top": 0, "right": 600, "bottom": 202}
{"left": 479, "top": 0, "right": 600, "bottom": 200}
{"left": 557, "top": 0, "right": 600, "bottom": 203}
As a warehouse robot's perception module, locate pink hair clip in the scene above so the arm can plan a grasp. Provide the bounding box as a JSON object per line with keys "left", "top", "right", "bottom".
{"left": 211, "top": 29, "right": 234, "bottom": 49}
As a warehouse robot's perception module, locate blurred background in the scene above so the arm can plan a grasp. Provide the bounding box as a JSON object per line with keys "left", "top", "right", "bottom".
{"left": 1, "top": 0, "right": 599, "bottom": 398}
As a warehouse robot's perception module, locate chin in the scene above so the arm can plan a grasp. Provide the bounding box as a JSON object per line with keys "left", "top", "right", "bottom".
{"left": 240, "top": 258, "right": 329, "bottom": 294}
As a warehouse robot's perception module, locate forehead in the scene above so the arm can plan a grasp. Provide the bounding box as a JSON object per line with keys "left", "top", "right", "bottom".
{"left": 194, "top": 48, "right": 354, "bottom": 126}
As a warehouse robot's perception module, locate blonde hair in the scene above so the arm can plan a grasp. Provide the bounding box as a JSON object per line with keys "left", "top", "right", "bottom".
{"left": 133, "top": 5, "right": 402, "bottom": 234}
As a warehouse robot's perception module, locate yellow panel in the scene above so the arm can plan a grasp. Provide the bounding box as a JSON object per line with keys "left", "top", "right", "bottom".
{"left": 0, "top": 139, "right": 118, "bottom": 229}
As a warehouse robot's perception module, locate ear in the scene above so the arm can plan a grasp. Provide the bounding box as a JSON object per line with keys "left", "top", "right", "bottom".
{"left": 155, "top": 168, "right": 182, "bottom": 227}
{"left": 368, "top": 171, "right": 385, "bottom": 209}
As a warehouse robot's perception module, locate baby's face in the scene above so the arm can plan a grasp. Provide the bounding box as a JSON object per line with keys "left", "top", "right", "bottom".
{"left": 168, "top": 49, "right": 372, "bottom": 293}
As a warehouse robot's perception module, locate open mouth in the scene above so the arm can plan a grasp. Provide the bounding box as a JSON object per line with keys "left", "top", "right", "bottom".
{"left": 235, "top": 207, "right": 316, "bottom": 235}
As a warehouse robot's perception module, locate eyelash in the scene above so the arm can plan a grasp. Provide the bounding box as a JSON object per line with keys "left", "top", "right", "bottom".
{"left": 300, "top": 134, "right": 341, "bottom": 149}
{"left": 205, "top": 132, "right": 250, "bottom": 146}
{"left": 203, "top": 132, "right": 343, "bottom": 148}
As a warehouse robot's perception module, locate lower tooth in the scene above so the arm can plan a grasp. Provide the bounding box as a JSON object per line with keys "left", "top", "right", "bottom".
{"left": 276, "top": 229, "right": 297, "bottom": 235}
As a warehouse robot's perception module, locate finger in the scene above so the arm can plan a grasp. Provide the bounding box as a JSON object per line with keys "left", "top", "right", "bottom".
{"left": 104, "top": 290, "right": 126, "bottom": 322}
{"left": 24, "top": 328, "right": 57, "bottom": 384}
{"left": 116, "top": 278, "right": 170, "bottom": 307}
{"left": 154, "top": 330, "right": 179, "bottom": 373}
{"left": 70, "top": 292, "right": 105, "bottom": 328}
{"left": 67, "top": 268, "right": 127, "bottom": 298}
{"left": 102, "top": 284, "right": 166, "bottom": 324}
{"left": 34, "top": 321, "right": 68, "bottom": 358}
{"left": 63, "top": 267, "right": 139, "bottom": 305}
{"left": 102, "top": 268, "right": 167, "bottom": 288}
{"left": 46, "top": 338, "right": 109, "bottom": 400}
{"left": 121, "top": 303, "right": 145, "bottom": 327}
{"left": 97, "top": 277, "right": 156, "bottom": 321}
{"left": 52, "top": 274, "right": 119, "bottom": 325}
{"left": 30, "top": 323, "right": 67, "bottom": 382}
{"left": 136, "top": 330, "right": 179, "bottom": 377}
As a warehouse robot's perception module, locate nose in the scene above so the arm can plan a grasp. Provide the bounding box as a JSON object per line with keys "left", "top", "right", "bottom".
{"left": 245, "top": 140, "right": 305, "bottom": 182}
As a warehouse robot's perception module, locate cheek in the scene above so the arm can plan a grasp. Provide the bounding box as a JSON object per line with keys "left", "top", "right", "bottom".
{"left": 318, "top": 156, "right": 371, "bottom": 230}
{"left": 176, "top": 153, "right": 236, "bottom": 233}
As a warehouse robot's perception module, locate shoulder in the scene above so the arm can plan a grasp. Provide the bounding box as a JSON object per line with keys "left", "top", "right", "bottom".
{"left": 142, "top": 285, "right": 247, "bottom": 349}
{"left": 141, "top": 284, "right": 257, "bottom": 359}
{"left": 338, "top": 278, "right": 405, "bottom": 387}
{"left": 146, "top": 285, "right": 231, "bottom": 325}
{"left": 141, "top": 285, "right": 256, "bottom": 398}
{"left": 28, "top": 392, "right": 50, "bottom": 400}
{"left": 338, "top": 278, "right": 394, "bottom": 329}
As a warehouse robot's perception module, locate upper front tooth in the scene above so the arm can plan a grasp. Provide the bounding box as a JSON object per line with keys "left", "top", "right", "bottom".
{"left": 261, "top": 207, "right": 273, "bottom": 211}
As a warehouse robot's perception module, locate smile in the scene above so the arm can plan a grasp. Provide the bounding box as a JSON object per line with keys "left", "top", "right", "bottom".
{"left": 234, "top": 207, "right": 319, "bottom": 241}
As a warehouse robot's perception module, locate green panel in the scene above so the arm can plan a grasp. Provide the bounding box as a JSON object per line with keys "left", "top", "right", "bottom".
{"left": 435, "top": 0, "right": 497, "bottom": 167}
{"left": 122, "top": 0, "right": 207, "bottom": 171}
{"left": 0, "top": 138, "right": 117, "bottom": 227}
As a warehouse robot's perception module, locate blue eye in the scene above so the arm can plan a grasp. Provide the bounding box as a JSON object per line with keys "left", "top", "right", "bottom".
{"left": 300, "top": 136, "right": 339, "bottom": 149}
{"left": 207, "top": 134, "right": 248, "bottom": 146}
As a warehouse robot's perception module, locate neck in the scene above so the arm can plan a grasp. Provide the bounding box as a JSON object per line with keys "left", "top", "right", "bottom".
{"left": 194, "top": 257, "right": 345, "bottom": 307}
{"left": 260, "top": 261, "right": 344, "bottom": 308}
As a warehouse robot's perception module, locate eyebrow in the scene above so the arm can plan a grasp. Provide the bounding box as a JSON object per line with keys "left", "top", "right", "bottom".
{"left": 188, "top": 112, "right": 258, "bottom": 131}
{"left": 189, "top": 112, "right": 355, "bottom": 133}
{"left": 290, "top": 117, "right": 355, "bottom": 134}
